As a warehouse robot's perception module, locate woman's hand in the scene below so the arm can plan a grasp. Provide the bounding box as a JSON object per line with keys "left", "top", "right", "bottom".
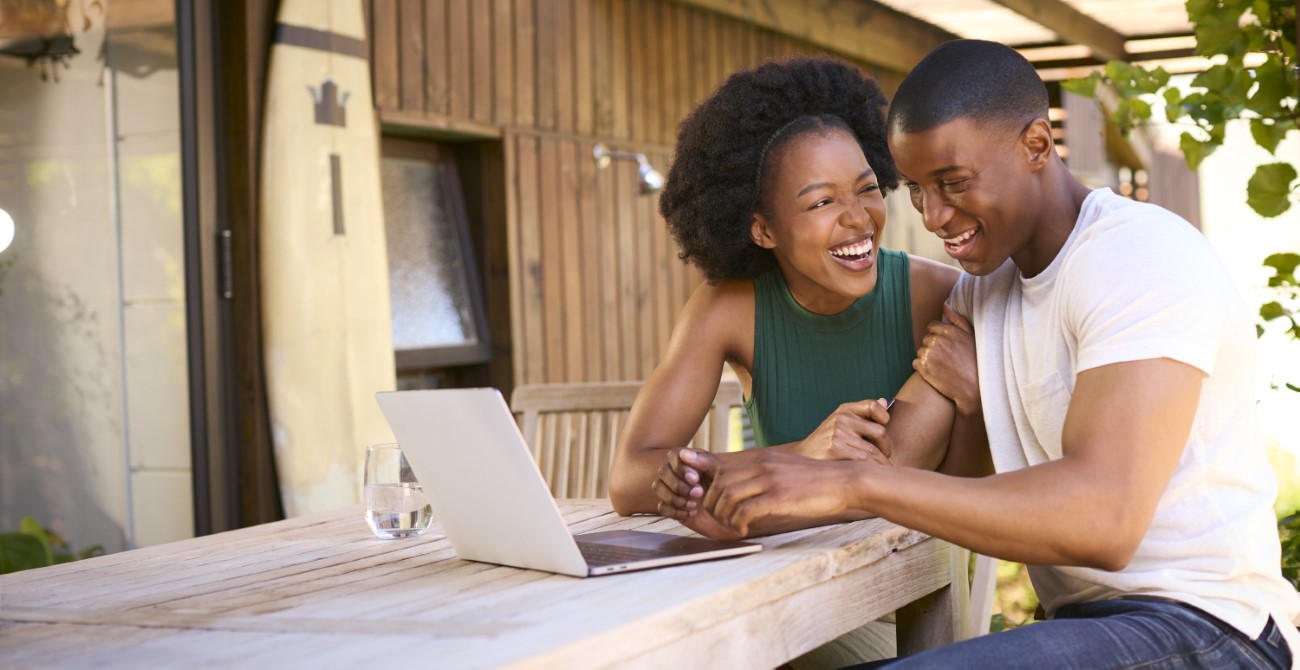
{"left": 653, "top": 449, "right": 748, "bottom": 540}
{"left": 781, "top": 398, "right": 893, "bottom": 463}
{"left": 914, "top": 305, "right": 980, "bottom": 417}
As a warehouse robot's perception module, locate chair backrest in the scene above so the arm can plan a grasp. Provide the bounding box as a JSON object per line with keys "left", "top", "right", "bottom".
{"left": 510, "top": 379, "right": 743, "bottom": 499}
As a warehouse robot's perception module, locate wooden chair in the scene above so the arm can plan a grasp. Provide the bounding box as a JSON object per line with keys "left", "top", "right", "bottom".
{"left": 510, "top": 379, "right": 743, "bottom": 499}
{"left": 969, "top": 554, "right": 999, "bottom": 636}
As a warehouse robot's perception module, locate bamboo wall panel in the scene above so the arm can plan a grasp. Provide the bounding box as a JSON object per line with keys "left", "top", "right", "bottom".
{"left": 366, "top": 0, "right": 922, "bottom": 386}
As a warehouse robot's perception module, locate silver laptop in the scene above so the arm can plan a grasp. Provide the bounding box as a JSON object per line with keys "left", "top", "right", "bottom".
{"left": 375, "top": 388, "right": 761, "bottom": 577}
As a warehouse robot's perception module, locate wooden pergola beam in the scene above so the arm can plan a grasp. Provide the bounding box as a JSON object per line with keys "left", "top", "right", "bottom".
{"left": 670, "top": 0, "right": 957, "bottom": 75}
{"left": 990, "top": 0, "right": 1129, "bottom": 61}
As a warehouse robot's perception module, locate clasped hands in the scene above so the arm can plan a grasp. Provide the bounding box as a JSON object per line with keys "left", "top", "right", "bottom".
{"left": 652, "top": 398, "right": 893, "bottom": 540}
{"left": 653, "top": 304, "right": 978, "bottom": 539}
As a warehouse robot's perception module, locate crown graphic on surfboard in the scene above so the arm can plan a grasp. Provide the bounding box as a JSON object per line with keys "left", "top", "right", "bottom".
{"left": 308, "top": 77, "right": 349, "bottom": 127}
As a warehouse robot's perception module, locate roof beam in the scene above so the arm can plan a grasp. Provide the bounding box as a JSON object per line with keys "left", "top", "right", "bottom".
{"left": 989, "top": 0, "right": 1129, "bottom": 61}
{"left": 670, "top": 0, "right": 957, "bottom": 74}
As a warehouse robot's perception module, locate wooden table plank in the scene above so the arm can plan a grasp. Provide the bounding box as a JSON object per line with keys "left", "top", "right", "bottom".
{"left": 0, "top": 502, "right": 966, "bottom": 667}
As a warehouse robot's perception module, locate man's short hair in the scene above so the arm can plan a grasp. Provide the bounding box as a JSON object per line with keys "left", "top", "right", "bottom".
{"left": 887, "top": 39, "right": 1049, "bottom": 135}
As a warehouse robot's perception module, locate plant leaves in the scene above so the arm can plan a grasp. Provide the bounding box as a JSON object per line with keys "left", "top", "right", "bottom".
{"left": 1248, "top": 57, "right": 1292, "bottom": 118}
{"left": 1264, "top": 253, "right": 1300, "bottom": 277}
{"left": 18, "top": 515, "right": 52, "bottom": 566}
{"left": 1061, "top": 72, "right": 1101, "bottom": 98}
{"left": 1179, "top": 132, "right": 1217, "bottom": 171}
{"left": 1247, "top": 163, "right": 1299, "bottom": 217}
{"left": 1194, "top": 7, "right": 1251, "bottom": 58}
{"left": 1250, "top": 118, "right": 1293, "bottom": 154}
{"left": 0, "top": 533, "right": 50, "bottom": 574}
{"left": 1261, "top": 301, "right": 1289, "bottom": 320}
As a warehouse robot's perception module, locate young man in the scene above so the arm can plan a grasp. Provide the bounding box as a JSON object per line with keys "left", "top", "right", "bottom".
{"left": 661, "top": 40, "right": 1300, "bottom": 667}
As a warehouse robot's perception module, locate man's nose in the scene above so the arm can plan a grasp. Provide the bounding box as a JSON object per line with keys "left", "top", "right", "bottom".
{"left": 921, "top": 195, "right": 954, "bottom": 233}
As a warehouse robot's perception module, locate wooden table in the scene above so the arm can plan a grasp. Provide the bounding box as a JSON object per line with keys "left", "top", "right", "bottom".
{"left": 0, "top": 501, "right": 970, "bottom": 668}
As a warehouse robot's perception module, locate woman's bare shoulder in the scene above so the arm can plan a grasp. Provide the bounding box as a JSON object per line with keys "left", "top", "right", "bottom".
{"left": 908, "top": 256, "right": 959, "bottom": 300}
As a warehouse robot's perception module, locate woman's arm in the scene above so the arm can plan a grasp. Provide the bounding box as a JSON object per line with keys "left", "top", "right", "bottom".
{"left": 903, "top": 256, "right": 992, "bottom": 477}
{"left": 608, "top": 281, "right": 754, "bottom": 516}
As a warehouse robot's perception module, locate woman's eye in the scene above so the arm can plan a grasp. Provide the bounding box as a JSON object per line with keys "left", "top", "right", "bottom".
{"left": 858, "top": 184, "right": 880, "bottom": 196}
{"left": 810, "top": 199, "right": 832, "bottom": 209}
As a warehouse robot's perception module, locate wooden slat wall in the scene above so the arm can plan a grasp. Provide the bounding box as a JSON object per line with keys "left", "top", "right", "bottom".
{"left": 366, "top": 0, "right": 913, "bottom": 385}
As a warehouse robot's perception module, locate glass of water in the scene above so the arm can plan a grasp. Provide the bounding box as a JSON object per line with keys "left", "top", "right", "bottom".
{"left": 363, "top": 443, "right": 433, "bottom": 539}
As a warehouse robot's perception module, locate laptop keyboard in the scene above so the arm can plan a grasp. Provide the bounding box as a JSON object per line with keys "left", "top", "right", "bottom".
{"left": 577, "top": 542, "right": 679, "bottom": 567}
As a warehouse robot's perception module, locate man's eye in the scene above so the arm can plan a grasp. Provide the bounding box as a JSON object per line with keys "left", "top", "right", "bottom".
{"left": 941, "top": 179, "right": 969, "bottom": 192}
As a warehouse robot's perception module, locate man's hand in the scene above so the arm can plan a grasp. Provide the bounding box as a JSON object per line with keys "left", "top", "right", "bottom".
{"left": 914, "top": 305, "right": 980, "bottom": 417}
{"left": 702, "top": 449, "right": 865, "bottom": 537}
{"left": 653, "top": 448, "right": 747, "bottom": 540}
{"left": 782, "top": 398, "right": 893, "bottom": 463}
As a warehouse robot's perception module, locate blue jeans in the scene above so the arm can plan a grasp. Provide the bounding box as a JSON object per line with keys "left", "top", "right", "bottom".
{"left": 850, "top": 597, "right": 1291, "bottom": 669}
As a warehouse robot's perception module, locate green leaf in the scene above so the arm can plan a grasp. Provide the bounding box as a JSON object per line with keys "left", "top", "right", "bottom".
{"left": 1151, "top": 66, "right": 1172, "bottom": 90}
{"left": 1247, "top": 163, "right": 1299, "bottom": 217}
{"left": 1179, "top": 91, "right": 1228, "bottom": 127}
{"left": 1248, "top": 57, "right": 1292, "bottom": 117}
{"left": 1061, "top": 72, "right": 1101, "bottom": 99}
{"left": 1194, "top": 7, "right": 1251, "bottom": 58}
{"left": 0, "top": 533, "right": 50, "bottom": 574}
{"left": 1105, "top": 61, "right": 1131, "bottom": 86}
{"left": 1185, "top": 0, "right": 1216, "bottom": 20}
{"left": 18, "top": 515, "right": 52, "bottom": 566}
{"left": 1264, "top": 252, "right": 1300, "bottom": 277}
{"left": 1163, "top": 88, "right": 1186, "bottom": 123}
{"left": 1252, "top": 0, "right": 1272, "bottom": 24}
{"left": 1250, "top": 119, "right": 1292, "bottom": 154}
{"left": 1288, "top": 383, "right": 1300, "bottom": 393}
{"left": 1128, "top": 98, "right": 1153, "bottom": 120}
{"left": 1179, "top": 132, "right": 1217, "bottom": 171}
{"left": 1261, "top": 301, "right": 1289, "bottom": 320}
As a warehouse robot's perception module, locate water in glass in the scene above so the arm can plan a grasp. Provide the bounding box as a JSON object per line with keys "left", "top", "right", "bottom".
{"left": 364, "top": 482, "right": 432, "bottom": 538}
{"left": 363, "top": 443, "right": 433, "bottom": 539}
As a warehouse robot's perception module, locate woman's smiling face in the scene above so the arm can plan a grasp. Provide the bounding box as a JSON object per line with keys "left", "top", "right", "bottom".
{"left": 750, "top": 127, "right": 888, "bottom": 316}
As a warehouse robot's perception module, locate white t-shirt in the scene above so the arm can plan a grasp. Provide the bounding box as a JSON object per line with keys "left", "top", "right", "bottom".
{"left": 949, "top": 188, "right": 1300, "bottom": 646}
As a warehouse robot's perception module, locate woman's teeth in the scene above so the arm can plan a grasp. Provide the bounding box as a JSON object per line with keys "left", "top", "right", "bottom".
{"left": 830, "top": 239, "right": 873, "bottom": 258}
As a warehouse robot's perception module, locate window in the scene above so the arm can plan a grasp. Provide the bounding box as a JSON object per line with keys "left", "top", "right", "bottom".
{"left": 380, "top": 139, "right": 490, "bottom": 369}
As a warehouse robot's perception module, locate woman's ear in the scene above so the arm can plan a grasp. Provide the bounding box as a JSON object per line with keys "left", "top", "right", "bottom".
{"left": 750, "top": 213, "right": 777, "bottom": 249}
{"left": 1022, "top": 118, "right": 1055, "bottom": 172}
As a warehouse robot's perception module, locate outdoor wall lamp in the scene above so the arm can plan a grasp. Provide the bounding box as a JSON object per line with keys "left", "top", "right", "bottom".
{"left": 0, "top": 207, "right": 13, "bottom": 254}
{"left": 592, "top": 142, "right": 664, "bottom": 195}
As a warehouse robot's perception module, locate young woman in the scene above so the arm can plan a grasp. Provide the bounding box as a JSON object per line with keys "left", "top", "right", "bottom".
{"left": 607, "top": 55, "right": 974, "bottom": 538}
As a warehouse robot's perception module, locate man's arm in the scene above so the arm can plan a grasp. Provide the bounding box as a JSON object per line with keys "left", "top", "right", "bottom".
{"left": 704, "top": 358, "right": 1201, "bottom": 569}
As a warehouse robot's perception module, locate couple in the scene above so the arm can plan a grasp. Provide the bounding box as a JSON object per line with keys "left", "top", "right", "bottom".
{"left": 608, "top": 40, "right": 1300, "bottom": 668}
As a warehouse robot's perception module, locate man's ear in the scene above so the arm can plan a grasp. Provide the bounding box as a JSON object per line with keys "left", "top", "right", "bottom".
{"left": 1022, "top": 118, "right": 1055, "bottom": 172}
{"left": 750, "top": 212, "right": 777, "bottom": 249}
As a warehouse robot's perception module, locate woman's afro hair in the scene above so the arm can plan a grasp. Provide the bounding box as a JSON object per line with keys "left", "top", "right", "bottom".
{"left": 659, "top": 55, "right": 897, "bottom": 283}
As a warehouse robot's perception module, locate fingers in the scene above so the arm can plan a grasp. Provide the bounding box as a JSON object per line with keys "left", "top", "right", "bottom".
{"left": 652, "top": 474, "right": 697, "bottom": 509}
{"left": 678, "top": 448, "right": 720, "bottom": 477}
{"left": 704, "top": 469, "right": 767, "bottom": 533}
{"left": 943, "top": 304, "right": 974, "bottom": 333}
{"left": 837, "top": 399, "right": 891, "bottom": 426}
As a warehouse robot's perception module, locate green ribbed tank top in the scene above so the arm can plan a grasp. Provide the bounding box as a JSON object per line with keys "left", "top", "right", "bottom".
{"left": 745, "top": 248, "right": 915, "bottom": 449}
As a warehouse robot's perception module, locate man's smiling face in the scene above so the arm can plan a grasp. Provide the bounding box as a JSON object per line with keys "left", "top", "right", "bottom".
{"left": 889, "top": 117, "right": 1046, "bottom": 277}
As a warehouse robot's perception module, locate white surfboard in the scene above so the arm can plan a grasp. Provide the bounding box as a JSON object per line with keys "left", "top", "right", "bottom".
{"left": 260, "top": 0, "right": 396, "bottom": 517}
